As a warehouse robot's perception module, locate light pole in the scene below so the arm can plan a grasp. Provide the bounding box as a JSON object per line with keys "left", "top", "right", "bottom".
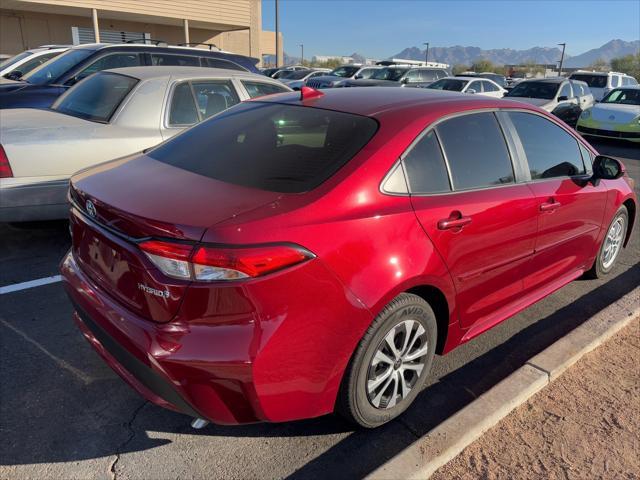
{"left": 299, "top": 43, "right": 304, "bottom": 66}
{"left": 423, "top": 42, "right": 429, "bottom": 65}
{"left": 275, "top": 0, "right": 280, "bottom": 67}
{"left": 558, "top": 42, "right": 566, "bottom": 76}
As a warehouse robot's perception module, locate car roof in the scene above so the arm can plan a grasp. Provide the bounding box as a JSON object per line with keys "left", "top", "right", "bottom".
{"left": 255, "top": 86, "right": 536, "bottom": 118}
{"left": 519, "top": 77, "right": 566, "bottom": 84}
{"left": 103, "top": 66, "right": 280, "bottom": 82}
{"left": 448, "top": 76, "right": 480, "bottom": 81}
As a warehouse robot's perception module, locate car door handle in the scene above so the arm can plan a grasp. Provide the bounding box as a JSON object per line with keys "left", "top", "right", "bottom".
{"left": 438, "top": 214, "right": 472, "bottom": 230}
{"left": 540, "top": 200, "right": 562, "bottom": 212}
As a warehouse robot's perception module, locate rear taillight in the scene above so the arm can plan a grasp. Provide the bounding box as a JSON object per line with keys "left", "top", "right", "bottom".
{"left": 139, "top": 240, "right": 314, "bottom": 282}
{"left": 0, "top": 145, "right": 13, "bottom": 178}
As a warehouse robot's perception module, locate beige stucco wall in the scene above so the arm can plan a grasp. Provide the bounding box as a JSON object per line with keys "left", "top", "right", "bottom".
{"left": 0, "top": 0, "right": 278, "bottom": 64}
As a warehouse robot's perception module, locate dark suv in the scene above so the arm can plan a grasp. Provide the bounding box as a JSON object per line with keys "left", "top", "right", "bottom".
{"left": 0, "top": 43, "right": 259, "bottom": 109}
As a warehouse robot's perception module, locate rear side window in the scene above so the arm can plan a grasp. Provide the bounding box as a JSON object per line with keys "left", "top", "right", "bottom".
{"left": 151, "top": 54, "right": 199, "bottom": 67}
{"left": 241, "top": 81, "right": 289, "bottom": 98}
{"left": 436, "top": 112, "right": 514, "bottom": 190}
{"left": 507, "top": 112, "right": 585, "bottom": 179}
{"left": 52, "top": 72, "right": 137, "bottom": 122}
{"left": 482, "top": 81, "right": 499, "bottom": 92}
{"left": 403, "top": 130, "right": 450, "bottom": 193}
{"left": 168, "top": 80, "right": 239, "bottom": 126}
{"left": 204, "top": 57, "right": 245, "bottom": 71}
{"left": 150, "top": 103, "right": 378, "bottom": 193}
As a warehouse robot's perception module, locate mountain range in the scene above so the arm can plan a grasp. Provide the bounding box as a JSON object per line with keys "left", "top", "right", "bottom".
{"left": 389, "top": 39, "right": 639, "bottom": 67}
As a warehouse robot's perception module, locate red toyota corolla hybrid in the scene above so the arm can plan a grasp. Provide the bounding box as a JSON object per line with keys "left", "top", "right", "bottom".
{"left": 60, "top": 87, "right": 636, "bottom": 428}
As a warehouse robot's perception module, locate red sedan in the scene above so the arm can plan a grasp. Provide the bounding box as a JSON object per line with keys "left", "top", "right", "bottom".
{"left": 60, "top": 87, "right": 636, "bottom": 428}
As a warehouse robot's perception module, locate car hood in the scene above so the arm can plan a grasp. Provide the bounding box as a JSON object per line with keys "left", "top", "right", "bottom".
{"left": 589, "top": 103, "right": 640, "bottom": 124}
{"left": 506, "top": 97, "right": 553, "bottom": 110}
{"left": 0, "top": 108, "right": 92, "bottom": 139}
{"left": 343, "top": 79, "right": 401, "bottom": 87}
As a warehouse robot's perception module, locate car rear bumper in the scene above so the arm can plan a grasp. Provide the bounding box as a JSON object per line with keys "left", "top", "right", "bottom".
{"left": 0, "top": 178, "right": 69, "bottom": 222}
{"left": 60, "top": 247, "right": 373, "bottom": 425}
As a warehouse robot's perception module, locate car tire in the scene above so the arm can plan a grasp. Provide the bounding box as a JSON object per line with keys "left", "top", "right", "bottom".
{"left": 585, "top": 206, "right": 628, "bottom": 279}
{"left": 336, "top": 293, "right": 437, "bottom": 428}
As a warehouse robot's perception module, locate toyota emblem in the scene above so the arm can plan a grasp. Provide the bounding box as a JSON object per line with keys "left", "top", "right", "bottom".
{"left": 86, "top": 199, "right": 97, "bottom": 218}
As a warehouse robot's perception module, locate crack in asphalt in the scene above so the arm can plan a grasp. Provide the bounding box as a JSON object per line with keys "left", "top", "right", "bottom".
{"left": 109, "top": 401, "right": 148, "bottom": 480}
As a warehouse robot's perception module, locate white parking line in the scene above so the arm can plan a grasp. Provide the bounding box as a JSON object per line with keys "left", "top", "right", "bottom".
{"left": 0, "top": 275, "right": 63, "bottom": 294}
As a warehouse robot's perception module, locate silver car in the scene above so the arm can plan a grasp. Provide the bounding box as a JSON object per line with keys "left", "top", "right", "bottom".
{"left": 0, "top": 66, "right": 291, "bottom": 222}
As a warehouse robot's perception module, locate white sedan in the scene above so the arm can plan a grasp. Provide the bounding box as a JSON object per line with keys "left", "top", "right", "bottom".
{"left": 0, "top": 66, "right": 291, "bottom": 221}
{"left": 425, "top": 76, "right": 507, "bottom": 98}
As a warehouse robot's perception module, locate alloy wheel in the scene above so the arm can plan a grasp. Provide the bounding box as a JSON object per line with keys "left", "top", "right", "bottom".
{"left": 602, "top": 216, "right": 626, "bottom": 269}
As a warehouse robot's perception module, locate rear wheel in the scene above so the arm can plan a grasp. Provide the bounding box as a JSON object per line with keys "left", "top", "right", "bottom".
{"left": 586, "top": 206, "right": 628, "bottom": 278}
{"left": 337, "top": 293, "right": 437, "bottom": 428}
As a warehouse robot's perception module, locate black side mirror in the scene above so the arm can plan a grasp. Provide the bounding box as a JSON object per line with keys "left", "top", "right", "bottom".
{"left": 354, "top": 74, "right": 362, "bottom": 79}
{"left": 557, "top": 95, "right": 569, "bottom": 102}
{"left": 400, "top": 77, "right": 409, "bottom": 84}
{"left": 593, "top": 155, "right": 624, "bottom": 180}
{"left": 5, "top": 70, "right": 23, "bottom": 81}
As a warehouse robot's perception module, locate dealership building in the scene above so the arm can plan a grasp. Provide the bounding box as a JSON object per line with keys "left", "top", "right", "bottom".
{"left": 0, "top": 0, "right": 282, "bottom": 65}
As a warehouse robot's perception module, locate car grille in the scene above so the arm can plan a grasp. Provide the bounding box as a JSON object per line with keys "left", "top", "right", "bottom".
{"left": 577, "top": 126, "right": 640, "bottom": 139}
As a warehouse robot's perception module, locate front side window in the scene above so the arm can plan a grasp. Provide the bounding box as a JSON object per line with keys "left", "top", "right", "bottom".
{"left": 151, "top": 54, "right": 199, "bottom": 67}
{"left": 330, "top": 66, "right": 359, "bottom": 78}
{"left": 436, "top": 112, "right": 514, "bottom": 190}
{"left": 358, "top": 68, "right": 378, "bottom": 79}
{"left": 73, "top": 53, "right": 143, "bottom": 83}
{"left": 557, "top": 83, "right": 572, "bottom": 99}
{"left": 507, "top": 112, "right": 585, "bottom": 179}
{"left": 402, "top": 130, "right": 451, "bottom": 193}
{"left": 52, "top": 72, "right": 138, "bottom": 122}
{"left": 403, "top": 70, "right": 421, "bottom": 82}
{"left": 571, "top": 83, "right": 584, "bottom": 96}
{"left": 242, "top": 81, "right": 289, "bottom": 99}
{"left": 150, "top": 103, "right": 378, "bottom": 193}
{"left": 22, "top": 48, "right": 94, "bottom": 85}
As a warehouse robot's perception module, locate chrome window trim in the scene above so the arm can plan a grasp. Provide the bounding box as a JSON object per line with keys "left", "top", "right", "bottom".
{"left": 379, "top": 107, "right": 596, "bottom": 197}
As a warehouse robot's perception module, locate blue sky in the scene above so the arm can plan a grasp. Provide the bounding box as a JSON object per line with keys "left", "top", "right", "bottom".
{"left": 262, "top": 0, "right": 640, "bottom": 59}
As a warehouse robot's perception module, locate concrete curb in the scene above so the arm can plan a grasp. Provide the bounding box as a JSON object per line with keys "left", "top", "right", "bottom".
{"left": 368, "top": 286, "right": 640, "bottom": 480}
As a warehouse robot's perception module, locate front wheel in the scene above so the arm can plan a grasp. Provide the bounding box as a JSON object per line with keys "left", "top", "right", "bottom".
{"left": 586, "top": 206, "right": 628, "bottom": 278}
{"left": 336, "top": 293, "right": 437, "bottom": 428}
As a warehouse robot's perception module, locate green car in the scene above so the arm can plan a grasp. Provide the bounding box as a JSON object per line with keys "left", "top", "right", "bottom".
{"left": 577, "top": 86, "right": 640, "bottom": 143}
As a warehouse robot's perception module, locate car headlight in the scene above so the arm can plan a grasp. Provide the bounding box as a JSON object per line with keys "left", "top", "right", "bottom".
{"left": 580, "top": 110, "right": 591, "bottom": 119}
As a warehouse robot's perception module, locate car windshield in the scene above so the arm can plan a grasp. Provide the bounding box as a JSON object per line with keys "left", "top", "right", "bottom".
{"left": 0, "top": 51, "right": 33, "bottom": 69}
{"left": 51, "top": 72, "right": 138, "bottom": 122}
{"left": 22, "top": 48, "right": 94, "bottom": 85}
{"left": 569, "top": 74, "right": 607, "bottom": 89}
{"left": 427, "top": 78, "right": 467, "bottom": 91}
{"left": 329, "top": 66, "right": 360, "bottom": 78}
{"left": 601, "top": 88, "right": 640, "bottom": 105}
{"left": 370, "top": 67, "right": 409, "bottom": 81}
{"left": 148, "top": 102, "right": 378, "bottom": 193}
{"left": 507, "top": 81, "right": 559, "bottom": 99}
{"left": 281, "top": 70, "right": 313, "bottom": 80}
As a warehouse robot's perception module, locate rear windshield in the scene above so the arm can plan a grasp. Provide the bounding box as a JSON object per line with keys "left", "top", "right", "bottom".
{"left": 569, "top": 74, "right": 607, "bottom": 89}
{"left": 148, "top": 102, "right": 378, "bottom": 193}
{"left": 52, "top": 72, "right": 138, "bottom": 122}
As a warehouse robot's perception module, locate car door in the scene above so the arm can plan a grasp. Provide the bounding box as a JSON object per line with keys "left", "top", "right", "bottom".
{"left": 406, "top": 112, "right": 538, "bottom": 330}
{"left": 505, "top": 111, "right": 608, "bottom": 293}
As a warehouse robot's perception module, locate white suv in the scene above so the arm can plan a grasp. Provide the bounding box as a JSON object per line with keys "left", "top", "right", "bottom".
{"left": 569, "top": 71, "right": 638, "bottom": 101}
{"left": 0, "top": 45, "right": 69, "bottom": 80}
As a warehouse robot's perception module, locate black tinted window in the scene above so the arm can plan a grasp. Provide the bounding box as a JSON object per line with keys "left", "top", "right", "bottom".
{"left": 508, "top": 112, "right": 585, "bottom": 179}
{"left": 150, "top": 103, "right": 378, "bottom": 193}
{"left": 436, "top": 113, "right": 514, "bottom": 190}
{"left": 169, "top": 82, "right": 198, "bottom": 125}
{"left": 403, "top": 130, "right": 450, "bottom": 193}
{"left": 75, "top": 53, "right": 142, "bottom": 82}
{"left": 205, "top": 57, "right": 245, "bottom": 71}
{"left": 52, "top": 72, "right": 137, "bottom": 122}
{"left": 151, "top": 54, "right": 199, "bottom": 66}
{"left": 242, "top": 81, "right": 289, "bottom": 98}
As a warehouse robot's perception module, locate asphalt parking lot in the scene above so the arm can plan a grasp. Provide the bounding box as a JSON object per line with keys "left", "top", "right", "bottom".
{"left": 1, "top": 139, "right": 638, "bottom": 480}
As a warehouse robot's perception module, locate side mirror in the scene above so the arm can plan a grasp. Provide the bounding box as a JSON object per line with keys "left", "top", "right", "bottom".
{"left": 5, "top": 70, "right": 23, "bottom": 81}
{"left": 592, "top": 155, "right": 625, "bottom": 180}
{"left": 354, "top": 74, "right": 363, "bottom": 79}
{"left": 400, "top": 77, "right": 409, "bottom": 84}
{"left": 557, "top": 95, "right": 569, "bottom": 102}
{"left": 467, "top": 88, "right": 476, "bottom": 94}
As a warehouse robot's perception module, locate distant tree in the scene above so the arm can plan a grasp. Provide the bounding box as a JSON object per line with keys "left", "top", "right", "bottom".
{"left": 611, "top": 53, "right": 640, "bottom": 79}
{"left": 588, "top": 58, "right": 609, "bottom": 72}
{"left": 471, "top": 59, "right": 496, "bottom": 73}
{"left": 452, "top": 64, "right": 470, "bottom": 75}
